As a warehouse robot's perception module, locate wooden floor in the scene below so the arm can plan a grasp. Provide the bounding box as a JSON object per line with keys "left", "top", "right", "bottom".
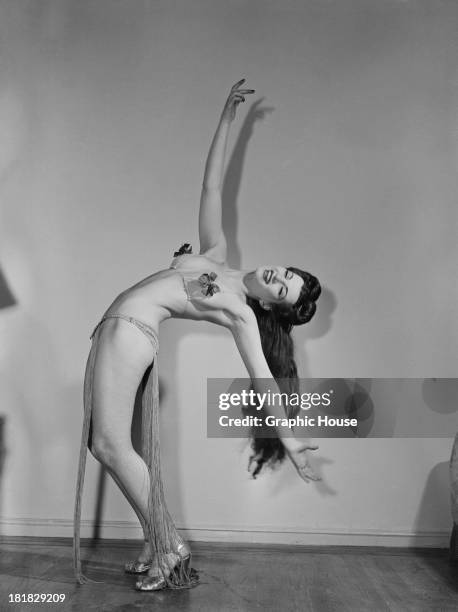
{"left": 0, "top": 538, "right": 457, "bottom": 611}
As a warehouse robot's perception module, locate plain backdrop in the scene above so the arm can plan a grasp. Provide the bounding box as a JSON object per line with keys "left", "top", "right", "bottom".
{"left": 0, "top": 0, "right": 457, "bottom": 546}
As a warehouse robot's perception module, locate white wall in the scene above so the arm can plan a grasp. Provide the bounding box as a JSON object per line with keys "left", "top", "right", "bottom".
{"left": 1, "top": 0, "right": 457, "bottom": 546}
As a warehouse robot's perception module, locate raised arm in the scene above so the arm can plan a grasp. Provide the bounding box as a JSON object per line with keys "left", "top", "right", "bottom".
{"left": 199, "top": 79, "right": 255, "bottom": 262}
{"left": 229, "top": 307, "right": 320, "bottom": 483}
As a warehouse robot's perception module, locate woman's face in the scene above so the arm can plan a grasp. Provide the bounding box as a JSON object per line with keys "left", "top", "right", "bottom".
{"left": 253, "top": 266, "right": 304, "bottom": 307}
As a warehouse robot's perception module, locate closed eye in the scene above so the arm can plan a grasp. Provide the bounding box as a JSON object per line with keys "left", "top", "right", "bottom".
{"left": 278, "top": 270, "right": 293, "bottom": 298}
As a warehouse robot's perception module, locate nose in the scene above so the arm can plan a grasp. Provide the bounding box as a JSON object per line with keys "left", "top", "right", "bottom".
{"left": 272, "top": 269, "right": 286, "bottom": 287}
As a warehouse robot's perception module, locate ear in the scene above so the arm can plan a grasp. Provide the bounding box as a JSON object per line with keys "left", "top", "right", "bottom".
{"left": 259, "top": 300, "right": 271, "bottom": 311}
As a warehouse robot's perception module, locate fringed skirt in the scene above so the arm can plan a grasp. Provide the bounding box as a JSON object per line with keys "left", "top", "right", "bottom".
{"left": 73, "top": 314, "right": 198, "bottom": 589}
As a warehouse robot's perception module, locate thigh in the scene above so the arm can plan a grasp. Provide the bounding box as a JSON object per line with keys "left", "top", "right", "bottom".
{"left": 89, "top": 318, "right": 155, "bottom": 448}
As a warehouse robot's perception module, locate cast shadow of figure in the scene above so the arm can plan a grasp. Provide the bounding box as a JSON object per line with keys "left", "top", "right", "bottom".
{"left": 312, "top": 378, "right": 398, "bottom": 439}
{"left": 265, "top": 212, "right": 337, "bottom": 493}
{"left": 222, "top": 98, "right": 274, "bottom": 270}
{"left": 0, "top": 266, "right": 16, "bottom": 310}
{"left": 224, "top": 100, "right": 341, "bottom": 494}
{"left": 268, "top": 377, "right": 401, "bottom": 497}
{"left": 0, "top": 266, "right": 16, "bottom": 521}
{"left": 0, "top": 416, "right": 6, "bottom": 516}
{"left": 413, "top": 460, "right": 458, "bottom": 593}
{"left": 267, "top": 378, "right": 374, "bottom": 498}
{"left": 224, "top": 100, "right": 340, "bottom": 494}
{"left": 422, "top": 378, "right": 458, "bottom": 416}
{"left": 423, "top": 379, "right": 458, "bottom": 565}
{"left": 292, "top": 286, "right": 336, "bottom": 381}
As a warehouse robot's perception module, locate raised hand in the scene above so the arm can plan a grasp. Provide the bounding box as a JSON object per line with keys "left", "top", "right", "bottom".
{"left": 221, "top": 79, "right": 255, "bottom": 123}
{"left": 285, "top": 441, "right": 321, "bottom": 483}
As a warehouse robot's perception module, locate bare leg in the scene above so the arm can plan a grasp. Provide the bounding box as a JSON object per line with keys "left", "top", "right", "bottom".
{"left": 100, "top": 462, "right": 153, "bottom": 565}
{"left": 88, "top": 319, "right": 189, "bottom": 583}
{"left": 89, "top": 320, "right": 159, "bottom": 566}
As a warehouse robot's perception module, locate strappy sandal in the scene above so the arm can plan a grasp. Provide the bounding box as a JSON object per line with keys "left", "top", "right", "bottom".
{"left": 135, "top": 552, "right": 191, "bottom": 591}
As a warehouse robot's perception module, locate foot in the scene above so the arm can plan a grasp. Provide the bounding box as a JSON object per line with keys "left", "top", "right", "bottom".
{"left": 125, "top": 541, "right": 153, "bottom": 574}
{"left": 135, "top": 552, "right": 183, "bottom": 591}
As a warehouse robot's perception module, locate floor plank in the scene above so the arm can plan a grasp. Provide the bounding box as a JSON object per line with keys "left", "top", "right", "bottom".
{"left": 0, "top": 538, "right": 457, "bottom": 611}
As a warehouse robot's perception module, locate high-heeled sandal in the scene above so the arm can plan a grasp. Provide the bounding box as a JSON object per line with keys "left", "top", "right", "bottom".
{"left": 126, "top": 542, "right": 190, "bottom": 576}
{"left": 135, "top": 552, "right": 191, "bottom": 591}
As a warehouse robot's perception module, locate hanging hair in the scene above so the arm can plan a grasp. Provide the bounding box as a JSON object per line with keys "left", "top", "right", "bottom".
{"left": 245, "top": 268, "right": 321, "bottom": 478}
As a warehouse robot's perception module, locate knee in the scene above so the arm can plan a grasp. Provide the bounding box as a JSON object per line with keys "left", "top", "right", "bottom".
{"left": 89, "top": 435, "right": 121, "bottom": 468}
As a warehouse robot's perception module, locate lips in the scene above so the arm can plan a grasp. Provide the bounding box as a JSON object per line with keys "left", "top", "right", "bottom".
{"left": 263, "top": 269, "right": 273, "bottom": 284}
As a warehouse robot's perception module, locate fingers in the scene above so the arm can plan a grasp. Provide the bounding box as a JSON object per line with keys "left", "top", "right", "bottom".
{"left": 289, "top": 449, "right": 321, "bottom": 482}
{"left": 230, "top": 90, "right": 254, "bottom": 110}
{"left": 231, "top": 78, "right": 246, "bottom": 90}
{"left": 248, "top": 453, "right": 261, "bottom": 477}
{"left": 224, "top": 81, "right": 255, "bottom": 120}
{"left": 231, "top": 79, "right": 255, "bottom": 94}
{"left": 298, "top": 466, "right": 322, "bottom": 483}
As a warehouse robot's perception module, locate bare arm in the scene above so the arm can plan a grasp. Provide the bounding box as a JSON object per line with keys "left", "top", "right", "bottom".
{"left": 199, "top": 79, "right": 255, "bottom": 262}
{"left": 229, "top": 307, "right": 320, "bottom": 482}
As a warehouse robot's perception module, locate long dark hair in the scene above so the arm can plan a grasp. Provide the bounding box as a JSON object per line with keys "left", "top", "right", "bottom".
{"left": 245, "top": 267, "right": 321, "bottom": 478}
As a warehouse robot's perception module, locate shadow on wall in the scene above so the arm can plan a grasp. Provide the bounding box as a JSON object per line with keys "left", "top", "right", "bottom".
{"left": 0, "top": 416, "right": 6, "bottom": 518}
{"left": 310, "top": 378, "right": 458, "bottom": 440}
{"left": 222, "top": 99, "right": 275, "bottom": 270}
{"left": 304, "top": 378, "right": 380, "bottom": 439}
{"left": 316, "top": 378, "right": 376, "bottom": 439}
{"left": 414, "top": 460, "right": 450, "bottom": 541}
{"left": 423, "top": 379, "right": 458, "bottom": 415}
{"left": 413, "top": 458, "right": 458, "bottom": 595}
{"left": 295, "top": 286, "right": 336, "bottom": 379}
{"left": 223, "top": 100, "right": 337, "bottom": 483}
{"left": 0, "top": 266, "right": 16, "bottom": 310}
{"left": 0, "top": 266, "right": 16, "bottom": 522}
{"left": 301, "top": 286, "right": 336, "bottom": 344}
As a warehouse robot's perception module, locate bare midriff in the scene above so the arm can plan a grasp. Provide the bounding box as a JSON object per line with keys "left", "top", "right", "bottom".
{"left": 102, "top": 269, "right": 189, "bottom": 334}
{"left": 98, "top": 251, "right": 247, "bottom": 342}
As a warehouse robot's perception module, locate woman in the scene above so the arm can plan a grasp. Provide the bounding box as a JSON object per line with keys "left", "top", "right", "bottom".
{"left": 73, "top": 79, "right": 321, "bottom": 592}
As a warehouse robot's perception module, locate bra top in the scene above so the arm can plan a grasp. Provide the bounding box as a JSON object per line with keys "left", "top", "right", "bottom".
{"left": 169, "top": 243, "right": 235, "bottom": 304}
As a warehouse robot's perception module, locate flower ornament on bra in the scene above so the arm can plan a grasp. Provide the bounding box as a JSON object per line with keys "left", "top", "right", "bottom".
{"left": 198, "top": 272, "right": 220, "bottom": 297}
{"left": 174, "top": 243, "right": 193, "bottom": 257}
